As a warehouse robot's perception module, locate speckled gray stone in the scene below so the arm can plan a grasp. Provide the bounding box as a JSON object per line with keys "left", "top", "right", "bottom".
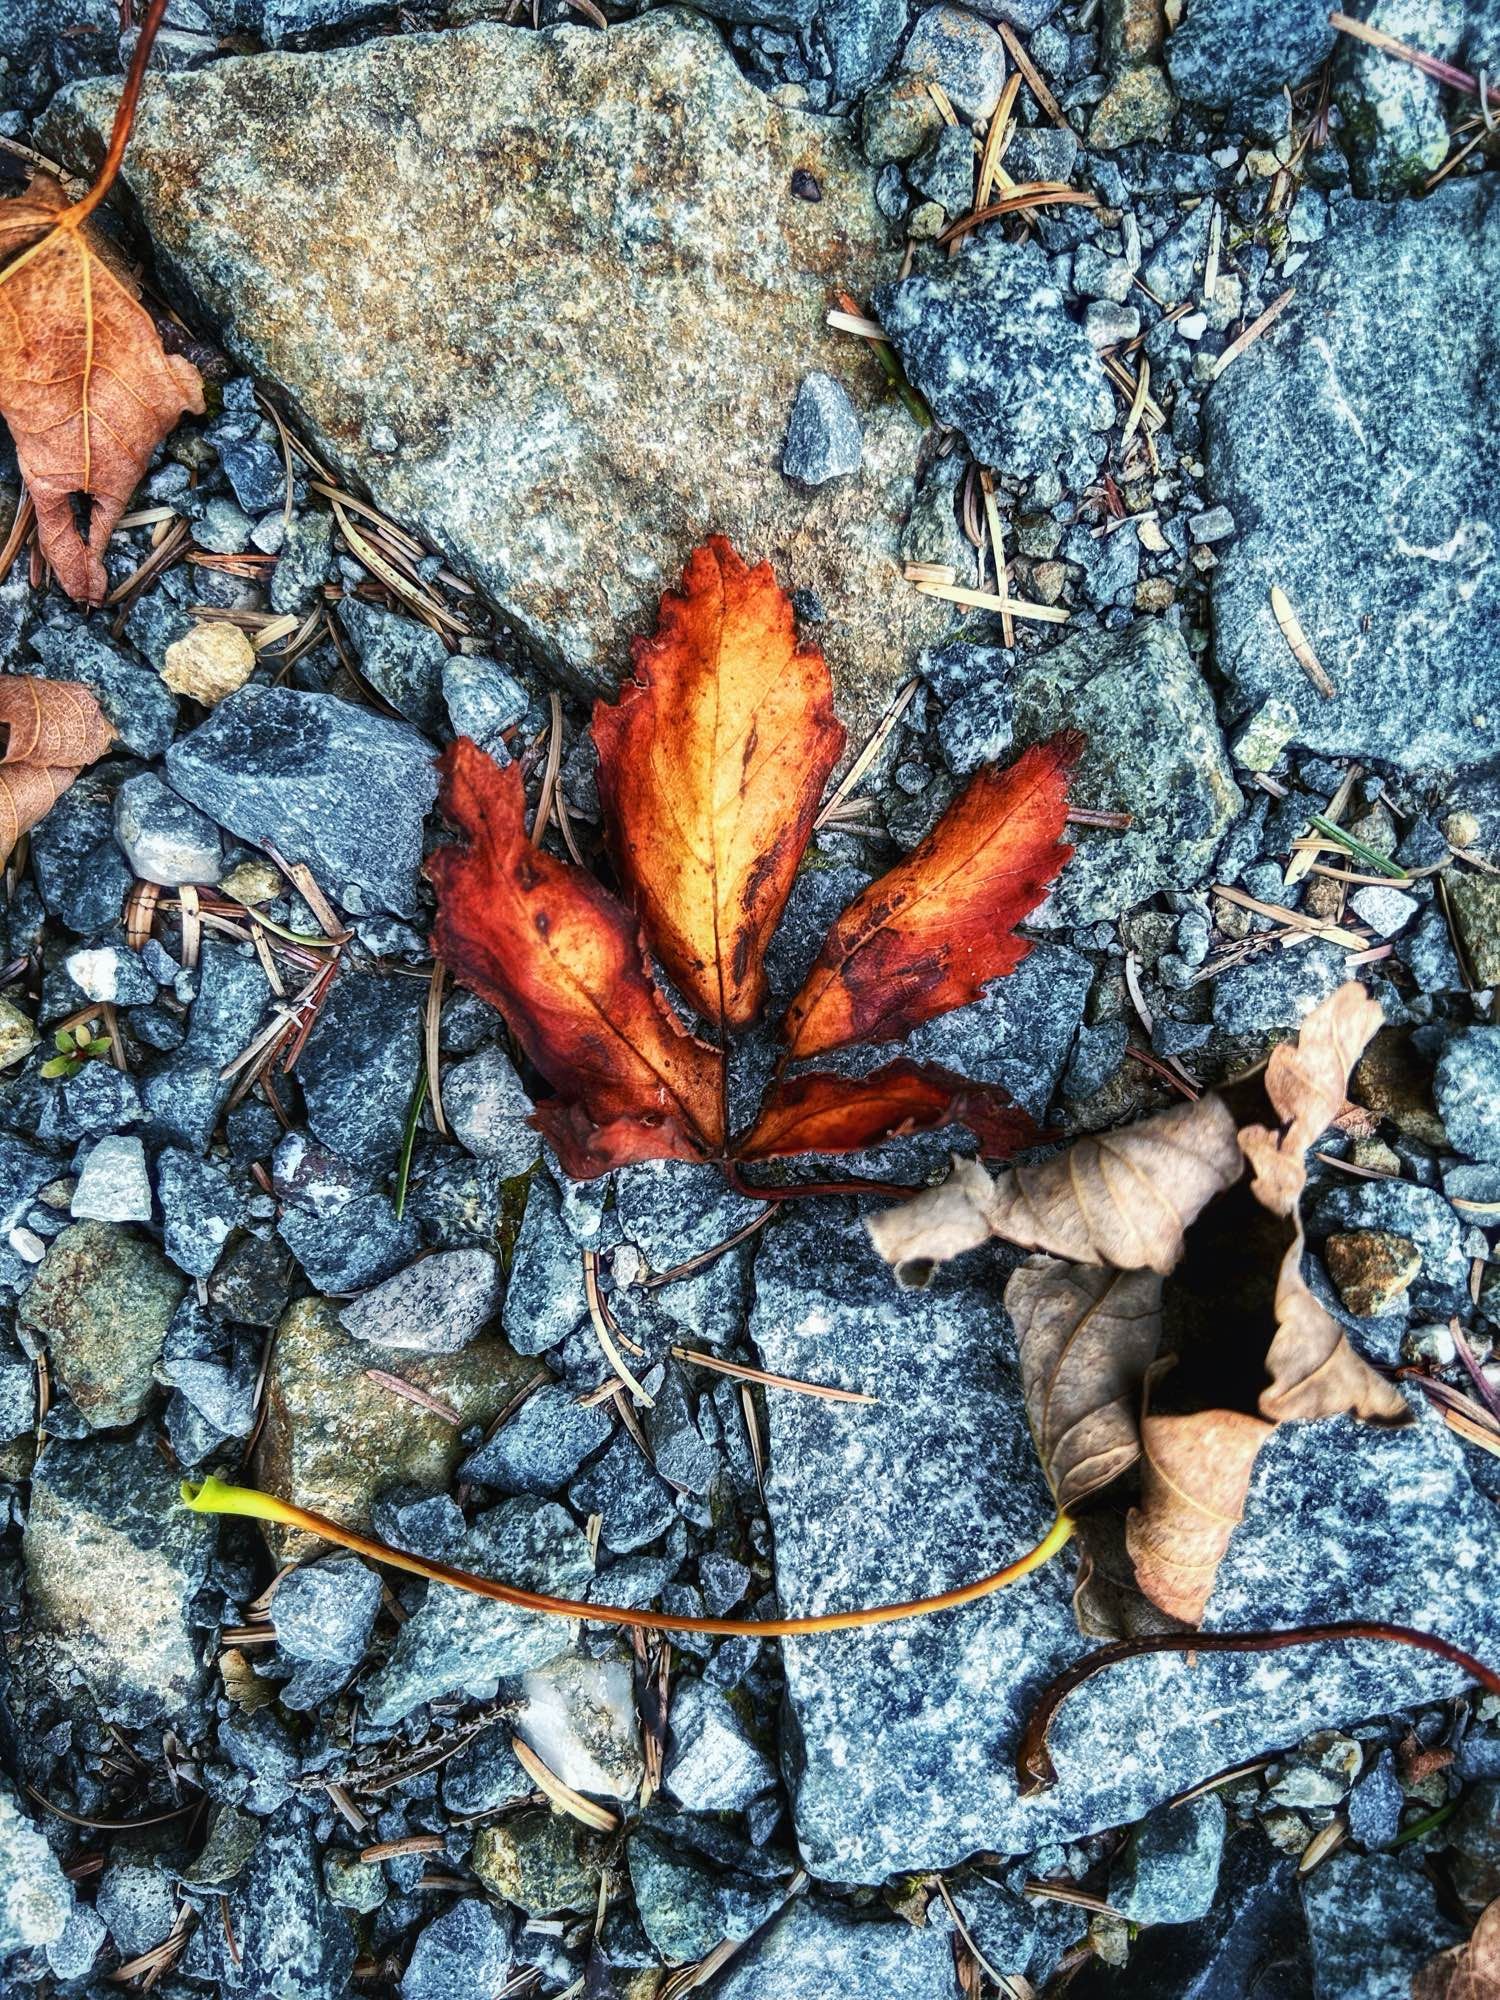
{"left": 1435, "top": 1027, "right": 1500, "bottom": 1165}
{"left": 875, "top": 234, "right": 1111, "bottom": 476}
{"left": 340, "top": 1249, "right": 503, "bottom": 1353}
{"left": 713, "top": 1895, "right": 958, "bottom": 2000}
{"left": 165, "top": 686, "right": 438, "bottom": 917}
{"left": 460, "top": 1380, "right": 614, "bottom": 1494}
{"left": 0, "top": 1776, "right": 74, "bottom": 1955}
{"left": 55, "top": 12, "right": 951, "bottom": 750}
{"left": 1300, "top": 1850, "right": 1458, "bottom": 2000}
{"left": 782, "top": 372, "right": 863, "bottom": 486}
{"left": 1013, "top": 619, "right": 1241, "bottom": 927}
{"left": 361, "top": 1499, "right": 589, "bottom": 1724}
{"left": 1166, "top": 0, "right": 1334, "bottom": 107}
{"left": 1204, "top": 180, "right": 1500, "bottom": 773}
{"left": 1111, "top": 1795, "right": 1226, "bottom": 1925}
{"left": 443, "top": 1046, "right": 539, "bottom": 1176}
{"left": 750, "top": 1203, "right": 1500, "bottom": 1880}
{"left": 664, "top": 1677, "right": 776, "bottom": 1812}
{"left": 400, "top": 1899, "right": 514, "bottom": 2000}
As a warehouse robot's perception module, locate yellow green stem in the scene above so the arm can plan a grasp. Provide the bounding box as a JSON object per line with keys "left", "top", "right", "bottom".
{"left": 181, "top": 1477, "right": 1073, "bottom": 1639}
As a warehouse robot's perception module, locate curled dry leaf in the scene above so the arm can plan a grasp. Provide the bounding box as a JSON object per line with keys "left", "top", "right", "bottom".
{"left": 1124, "top": 1366, "right": 1273, "bottom": 1626}
{"left": 592, "top": 536, "right": 845, "bottom": 1031}
{"left": 1006, "top": 1257, "right": 1164, "bottom": 1510}
{"left": 867, "top": 1094, "right": 1243, "bottom": 1278}
{"left": 0, "top": 175, "right": 203, "bottom": 605}
{"left": 737, "top": 1060, "right": 1039, "bottom": 1163}
{"left": 0, "top": 675, "right": 115, "bottom": 865}
{"left": 1238, "top": 980, "right": 1384, "bottom": 1216}
{"left": 781, "top": 734, "right": 1080, "bottom": 1059}
{"left": 1412, "top": 1899, "right": 1500, "bottom": 2000}
{"left": 1260, "top": 1220, "right": 1408, "bottom": 1425}
{"left": 429, "top": 742, "right": 725, "bottom": 1178}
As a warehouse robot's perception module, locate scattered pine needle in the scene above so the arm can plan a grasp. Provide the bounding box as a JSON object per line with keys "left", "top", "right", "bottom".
{"left": 936, "top": 184, "right": 1095, "bottom": 247}
{"left": 582, "top": 1251, "right": 656, "bottom": 1406}
{"left": 976, "top": 73, "right": 1023, "bottom": 211}
{"left": 1211, "top": 288, "right": 1296, "bottom": 380}
{"left": 1329, "top": 11, "right": 1500, "bottom": 112}
{"left": 913, "top": 578, "right": 1069, "bottom": 624}
{"left": 996, "top": 21, "right": 1069, "bottom": 126}
{"left": 816, "top": 677, "right": 919, "bottom": 829}
{"left": 511, "top": 1737, "right": 621, "bottom": 1832}
{"left": 364, "top": 1368, "right": 461, "bottom": 1426}
{"left": 1270, "top": 585, "right": 1337, "bottom": 700}
{"left": 672, "top": 1345, "right": 878, "bottom": 1405}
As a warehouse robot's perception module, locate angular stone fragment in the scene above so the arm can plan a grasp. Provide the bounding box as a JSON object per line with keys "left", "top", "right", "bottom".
{"left": 340, "top": 1248, "right": 503, "bottom": 1353}
{"left": 1166, "top": 0, "right": 1334, "bottom": 106}
{"left": 161, "top": 620, "right": 256, "bottom": 705}
{"left": 875, "top": 235, "right": 1110, "bottom": 477}
{"left": 713, "top": 1896, "right": 958, "bottom": 1999}
{"left": 165, "top": 687, "right": 437, "bottom": 917}
{"left": 1012, "top": 618, "right": 1241, "bottom": 926}
{"left": 57, "top": 13, "right": 952, "bottom": 744}
{"left": 1204, "top": 181, "right": 1500, "bottom": 773}
{"left": 23, "top": 1434, "right": 216, "bottom": 1727}
{"left": 253, "top": 1296, "right": 535, "bottom": 1556}
{"left": 0, "top": 1777, "right": 74, "bottom": 1955}
{"left": 749, "top": 1206, "right": 1500, "bottom": 1881}
{"left": 19, "top": 1220, "right": 185, "bottom": 1430}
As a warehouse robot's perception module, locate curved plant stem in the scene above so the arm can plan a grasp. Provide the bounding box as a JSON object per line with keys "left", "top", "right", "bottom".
{"left": 182, "top": 1477, "right": 1074, "bottom": 1639}
{"left": 1018, "top": 1625, "right": 1500, "bottom": 1796}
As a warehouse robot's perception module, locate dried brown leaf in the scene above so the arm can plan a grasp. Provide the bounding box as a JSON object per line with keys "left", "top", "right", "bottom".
{"left": 1412, "top": 1898, "right": 1500, "bottom": 2000}
{"left": 1259, "top": 1220, "right": 1408, "bottom": 1424}
{"left": 0, "top": 675, "right": 114, "bottom": 864}
{"left": 1238, "top": 983, "right": 1385, "bottom": 1216}
{"left": 1005, "top": 1256, "right": 1163, "bottom": 1508}
{"left": 1125, "top": 1371, "right": 1273, "bottom": 1625}
{"left": 868, "top": 1095, "right": 1243, "bottom": 1278}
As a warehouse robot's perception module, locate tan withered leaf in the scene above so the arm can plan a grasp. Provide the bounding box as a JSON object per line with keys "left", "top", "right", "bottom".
{"left": 1259, "top": 1220, "right": 1407, "bottom": 1424}
{"left": 0, "top": 175, "right": 204, "bottom": 604}
{"left": 1238, "top": 982, "right": 1384, "bottom": 1217}
{"left": 1412, "top": 1899, "right": 1500, "bottom": 2000}
{"left": 1124, "top": 1367, "right": 1274, "bottom": 1625}
{"left": 0, "top": 675, "right": 114, "bottom": 865}
{"left": 868, "top": 1094, "right": 1243, "bottom": 1278}
{"left": 1005, "top": 1257, "right": 1163, "bottom": 1508}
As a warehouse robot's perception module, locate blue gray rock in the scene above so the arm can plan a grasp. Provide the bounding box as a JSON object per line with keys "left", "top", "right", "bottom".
{"left": 504, "top": 1172, "right": 589, "bottom": 1355}
{"left": 1300, "top": 1849, "right": 1459, "bottom": 2000}
{"left": 1110, "top": 1794, "right": 1226, "bottom": 1925}
{"left": 19, "top": 1220, "right": 184, "bottom": 1430}
{"left": 1435, "top": 1027, "right": 1500, "bottom": 1165}
{"left": 1086, "top": 1834, "right": 1309, "bottom": 1999}
{"left": 459, "top": 1381, "right": 614, "bottom": 1494}
{"left": 821, "top": 0, "right": 909, "bottom": 97}
{"left": 22, "top": 1433, "right": 216, "bottom": 1727}
{"left": 298, "top": 969, "right": 424, "bottom": 1171}
{"left": 271, "top": 1554, "right": 381, "bottom": 1669}
{"left": 401, "top": 1899, "right": 514, "bottom": 2000}
{"left": 166, "top": 686, "right": 438, "bottom": 916}
{"left": 875, "top": 234, "right": 1111, "bottom": 475}
{"left": 62, "top": 941, "right": 157, "bottom": 1006}
{"left": 441, "top": 1046, "right": 539, "bottom": 1176}
{"left": 96, "top": 1855, "right": 177, "bottom": 1958}
{"left": 627, "top": 1830, "right": 785, "bottom": 1965}
{"left": 664, "top": 1678, "right": 777, "bottom": 1812}
{"left": 899, "top": 3, "right": 1008, "bottom": 120}
{"left": 157, "top": 1147, "right": 245, "bottom": 1278}
{"left": 26, "top": 617, "right": 178, "bottom": 759}
{"left": 339, "top": 1248, "right": 502, "bottom": 1353}
{"left": 1310, "top": 1178, "right": 1468, "bottom": 1318}
{"left": 0, "top": 1776, "right": 74, "bottom": 1955}
{"left": 442, "top": 656, "right": 531, "bottom": 753}
{"left": 1348, "top": 1748, "right": 1403, "bottom": 1851}
{"left": 337, "top": 598, "right": 448, "bottom": 738}
{"left": 1213, "top": 940, "right": 1348, "bottom": 1038}
{"left": 361, "top": 1499, "right": 590, "bottom": 1724}
{"left": 1166, "top": 0, "right": 1334, "bottom": 106}
{"left": 1012, "top": 619, "right": 1241, "bottom": 927}
{"left": 28, "top": 769, "right": 134, "bottom": 934}
{"left": 141, "top": 935, "right": 270, "bottom": 1154}
{"left": 714, "top": 1895, "right": 957, "bottom": 1999}
{"left": 782, "top": 371, "right": 863, "bottom": 486}
{"left": 1333, "top": 0, "right": 1468, "bottom": 197}
{"left": 45, "top": 1901, "right": 107, "bottom": 1980}
{"left": 227, "top": 1808, "right": 355, "bottom": 2000}
{"left": 1204, "top": 180, "right": 1500, "bottom": 774}
{"left": 750, "top": 1203, "right": 1500, "bottom": 1880}
{"left": 616, "top": 1160, "right": 761, "bottom": 1343}
{"left": 568, "top": 1429, "right": 678, "bottom": 1555}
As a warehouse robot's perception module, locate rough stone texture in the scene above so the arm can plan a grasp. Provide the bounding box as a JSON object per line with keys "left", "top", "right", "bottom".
{"left": 0, "top": 1776, "right": 74, "bottom": 1955}
{"left": 227, "top": 1809, "right": 356, "bottom": 2000}
{"left": 297, "top": 969, "right": 425, "bottom": 1169}
{"left": 1166, "top": 0, "right": 1334, "bottom": 106}
{"left": 1333, "top": 0, "right": 1468, "bottom": 198}
{"left": 361, "top": 1499, "right": 590, "bottom": 1724}
{"left": 1203, "top": 180, "right": 1500, "bottom": 773}
{"left": 1435, "top": 1027, "right": 1500, "bottom": 1165}
{"left": 253, "top": 1296, "right": 534, "bottom": 1557}
{"left": 340, "top": 1248, "right": 503, "bottom": 1353}
{"left": 165, "top": 686, "right": 438, "bottom": 917}
{"left": 1089, "top": 1833, "right": 1311, "bottom": 1999}
{"left": 1013, "top": 619, "right": 1241, "bottom": 927}
{"left": 70, "top": 1134, "right": 153, "bottom": 1224}
{"left": 23, "top": 1435, "right": 215, "bottom": 1728}
{"left": 400, "top": 1900, "right": 514, "bottom": 2000}
{"left": 713, "top": 1895, "right": 958, "bottom": 1999}
{"left": 513, "top": 1655, "right": 644, "bottom": 1802}
{"left": 18, "top": 1221, "right": 185, "bottom": 1430}
{"left": 628, "top": 1830, "right": 783, "bottom": 1965}
{"left": 1110, "top": 1795, "right": 1226, "bottom": 1926}
{"left": 1300, "top": 1850, "right": 1458, "bottom": 2000}
{"left": 59, "top": 12, "right": 952, "bottom": 747}
{"left": 442, "top": 1047, "right": 539, "bottom": 1176}
{"left": 664, "top": 1679, "right": 777, "bottom": 1811}
{"left": 874, "top": 235, "right": 1110, "bottom": 477}
{"left": 750, "top": 1206, "right": 1500, "bottom": 1880}
{"left": 782, "top": 372, "right": 863, "bottom": 486}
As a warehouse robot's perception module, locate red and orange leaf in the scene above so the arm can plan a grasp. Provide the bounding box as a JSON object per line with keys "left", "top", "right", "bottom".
{"left": 592, "top": 536, "right": 845, "bottom": 1031}
{"left": 0, "top": 176, "right": 204, "bottom": 605}
{"left": 737, "top": 1059, "right": 1040, "bottom": 1162}
{"left": 781, "top": 733, "right": 1081, "bottom": 1060}
{"left": 429, "top": 740, "right": 725, "bottom": 1177}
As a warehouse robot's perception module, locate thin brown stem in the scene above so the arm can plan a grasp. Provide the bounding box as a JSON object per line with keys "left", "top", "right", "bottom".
{"left": 1018, "top": 1624, "right": 1500, "bottom": 1795}
{"left": 71, "top": 0, "right": 171, "bottom": 229}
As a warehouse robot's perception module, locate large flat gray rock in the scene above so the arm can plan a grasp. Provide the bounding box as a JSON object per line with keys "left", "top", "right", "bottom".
{"left": 749, "top": 1203, "right": 1500, "bottom": 1882}
{"left": 1204, "top": 179, "right": 1500, "bottom": 774}
{"left": 54, "top": 12, "right": 952, "bottom": 743}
